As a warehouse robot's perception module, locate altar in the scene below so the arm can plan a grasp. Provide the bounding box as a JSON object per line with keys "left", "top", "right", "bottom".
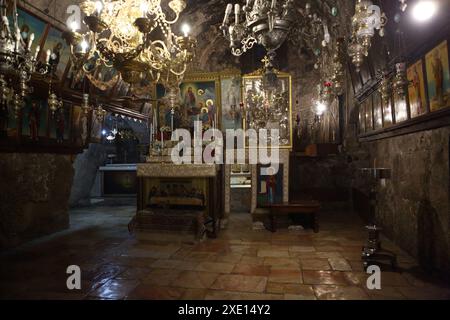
{"left": 133, "top": 163, "right": 224, "bottom": 239}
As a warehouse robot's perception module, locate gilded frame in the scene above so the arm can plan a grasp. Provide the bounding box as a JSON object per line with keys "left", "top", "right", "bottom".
{"left": 242, "top": 69, "right": 293, "bottom": 150}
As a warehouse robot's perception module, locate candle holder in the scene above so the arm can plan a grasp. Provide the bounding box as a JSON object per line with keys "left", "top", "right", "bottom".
{"left": 359, "top": 167, "right": 397, "bottom": 270}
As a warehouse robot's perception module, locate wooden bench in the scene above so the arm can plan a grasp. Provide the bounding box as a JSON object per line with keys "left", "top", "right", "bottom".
{"left": 268, "top": 201, "right": 321, "bottom": 233}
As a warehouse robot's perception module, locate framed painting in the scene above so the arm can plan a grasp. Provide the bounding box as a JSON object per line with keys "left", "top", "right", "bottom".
{"left": 90, "top": 112, "right": 104, "bottom": 143}
{"left": 373, "top": 91, "right": 383, "bottom": 130}
{"left": 39, "top": 27, "right": 71, "bottom": 81}
{"left": 14, "top": 8, "right": 48, "bottom": 55}
{"left": 257, "top": 164, "right": 283, "bottom": 207}
{"left": 72, "top": 105, "right": 89, "bottom": 147}
{"left": 180, "top": 73, "right": 220, "bottom": 131}
{"left": 242, "top": 70, "right": 293, "bottom": 149}
{"left": 220, "top": 74, "right": 243, "bottom": 131}
{"left": 49, "top": 103, "right": 71, "bottom": 143}
{"left": 425, "top": 40, "right": 450, "bottom": 111}
{"left": 21, "top": 98, "right": 48, "bottom": 140}
{"left": 364, "top": 97, "right": 373, "bottom": 132}
{"left": 407, "top": 59, "right": 428, "bottom": 118}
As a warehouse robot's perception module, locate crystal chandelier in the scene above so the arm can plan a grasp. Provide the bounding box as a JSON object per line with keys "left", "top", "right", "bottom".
{"left": 348, "top": 0, "right": 387, "bottom": 72}
{"left": 63, "top": 0, "right": 196, "bottom": 95}
{"left": 0, "top": 0, "right": 55, "bottom": 117}
{"left": 221, "top": 0, "right": 296, "bottom": 69}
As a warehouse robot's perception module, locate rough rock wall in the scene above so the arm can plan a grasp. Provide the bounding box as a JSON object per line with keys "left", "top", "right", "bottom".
{"left": 365, "top": 129, "right": 450, "bottom": 275}
{"left": 0, "top": 153, "right": 74, "bottom": 249}
{"left": 69, "top": 144, "right": 107, "bottom": 207}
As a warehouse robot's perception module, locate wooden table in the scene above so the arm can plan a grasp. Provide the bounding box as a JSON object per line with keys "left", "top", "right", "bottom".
{"left": 269, "top": 201, "right": 320, "bottom": 233}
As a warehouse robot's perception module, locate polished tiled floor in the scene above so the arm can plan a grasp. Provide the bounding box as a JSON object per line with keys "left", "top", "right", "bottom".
{"left": 1, "top": 205, "right": 449, "bottom": 300}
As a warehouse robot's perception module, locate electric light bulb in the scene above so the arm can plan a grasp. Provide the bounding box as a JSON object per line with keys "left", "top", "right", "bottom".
{"left": 69, "top": 21, "right": 79, "bottom": 32}
{"left": 140, "top": 2, "right": 149, "bottom": 16}
{"left": 181, "top": 23, "right": 191, "bottom": 37}
{"left": 412, "top": 1, "right": 437, "bottom": 22}
{"left": 95, "top": 1, "right": 103, "bottom": 15}
{"left": 316, "top": 102, "right": 327, "bottom": 116}
{"left": 80, "top": 39, "right": 89, "bottom": 53}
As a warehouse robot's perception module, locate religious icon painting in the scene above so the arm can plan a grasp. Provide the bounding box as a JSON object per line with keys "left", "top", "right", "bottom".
{"left": 21, "top": 99, "right": 48, "bottom": 140}
{"left": 72, "top": 105, "right": 89, "bottom": 147}
{"left": 242, "top": 71, "right": 293, "bottom": 148}
{"left": 257, "top": 164, "right": 283, "bottom": 207}
{"left": 425, "top": 40, "right": 450, "bottom": 111}
{"left": 180, "top": 79, "right": 218, "bottom": 131}
{"left": 39, "top": 27, "right": 71, "bottom": 81}
{"left": 373, "top": 91, "right": 383, "bottom": 130}
{"left": 49, "top": 103, "right": 71, "bottom": 143}
{"left": 90, "top": 112, "right": 104, "bottom": 143}
{"left": 407, "top": 60, "right": 428, "bottom": 118}
{"left": 221, "top": 76, "right": 243, "bottom": 131}
{"left": 14, "top": 8, "right": 48, "bottom": 55}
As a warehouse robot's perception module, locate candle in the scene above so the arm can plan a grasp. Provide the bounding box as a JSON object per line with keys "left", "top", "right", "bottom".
{"left": 28, "top": 33, "right": 34, "bottom": 51}
{"left": 161, "top": 129, "right": 164, "bottom": 149}
{"left": 171, "top": 110, "right": 174, "bottom": 132}
{"left": 223, "top": 3, "right": 233, "bottom": 25}
{"left": 46, "top": 49, "right": 51, "bottom": 63}
{"left": 271, "top": 0, "right": 277, "bottom": 9}
{"left": 235, "top": 4, "right": 240, "bottom": 25}
{"left": 34, "top": 45, "right": 40, "bottom": 60}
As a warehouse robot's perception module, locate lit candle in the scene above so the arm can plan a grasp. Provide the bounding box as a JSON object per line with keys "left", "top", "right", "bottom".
{"left": 95, "top": 1, "right": 103, "bottom": 15}
{"left": 181, "top": 23, "right": 190, "bottom": 37}
{"left": 223, "top": 3, "right": 233, "bottom": 25}
{"left": 234, "top": 4, "right": 240, "bottom": 25}
{"left": 34, "top": 45, "right": 40, "bottom": 60}
{"left": 271, "top": 0, "right": 277, "bottom": 10}
{"left": 15, "top": 28, "right": 20, "bottom": 51}
{"left": 46, "top": 49, "right": 51, "bottom": 63}
{"left": 140, "top": 2, "right": 149, "bottom": 16}
{"left": 28, "top": 33, "right": 34, "bottom": 51}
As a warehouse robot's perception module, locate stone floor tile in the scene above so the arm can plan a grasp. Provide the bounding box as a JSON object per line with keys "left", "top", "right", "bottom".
{"left": 174, "top": 271, "right": 219, "bottom": 289}
{"left": 257, "top": 249, "right": 290, "bottom": 258}
{"left": 195, "top": 262, "right": 235, "bottom": 274}
{"left": 211, "top": 274, "right": 267, "bottom": 293}
{"left": 364, "top": 287, "right": 406, "bottom": 300}
{"left": 300, "top": 259, "right": 331, "bottom": 271}
{"left": 126, "top": 285, "right": 184, "bottom": 300}
{"left": 88, "top": 279, "right": 139, "bottom": 299}
{"left": 303, "top": 271, "right": 349, "bottom": 285}
{"left": 269, "top": 269, "right": 303, "bottom": 284}
{"left": 314, "top": 285, "right": 370, "bottom": 300}
{"left": 328, "top": 258, "right": 352, "bottom": 271}
{"left": 232, "top": 264, "right": 271, "bottom": 277}
{"left": 205, "top": 290, "right": 282, "bottom": 300}
{"left": 263, "top": 257, "right": 300, "bottom": 269}
{"left": 179, "top": 288, "right": 208, "bottom": 300}
{"left": 266, "top": 282, "right": 315, "bottom": 299}
{"left": 142, "top": 268, "right": 182, "bottom": 286}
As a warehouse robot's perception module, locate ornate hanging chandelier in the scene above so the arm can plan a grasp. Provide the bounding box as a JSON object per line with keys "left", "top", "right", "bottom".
{"left": 348, "top": 0, "right": 387, "bottom": 72}
{"left": 221, "top": 0, "right": 296, "bottom": 69}
{"left": 0, "top": 0, "right": 54, "bottom": 117}
{"left": 63, "top": 0, "right": 196, "bottom": 95}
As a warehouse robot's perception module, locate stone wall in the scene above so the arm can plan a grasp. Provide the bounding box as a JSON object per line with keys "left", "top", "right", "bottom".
{"left": 69, "top": 144, "right": 107, "bottom": 207}
{"left": 355, "top": 128, "right": 450, "bottom": 276}
{"left": 0, "top": 153, "right": 74, "bottom": 249}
